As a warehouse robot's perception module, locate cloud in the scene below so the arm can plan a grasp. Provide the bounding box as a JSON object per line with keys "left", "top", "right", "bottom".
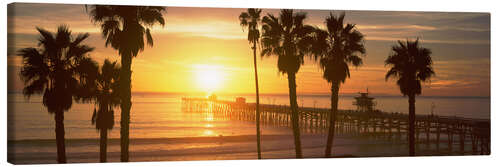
{"left": 305, "top": 10, "right": 490, "bottom": 45}
{"left": 8, "top": 3, "right": 97, "bottom": 34}
{"left": 6, "top": 3, "right": 490, "bottom": 96}
{"left": 8, "top": 4, "right": 490, "bottom": 45}
{"left": 164, "top": 19, "right": 245, "bottom": 39}
{"left": 365, "top": 36, "right": 489, "bottom": 45}
{"left": 357, "top": 24, "right": 437, "bottom": 31}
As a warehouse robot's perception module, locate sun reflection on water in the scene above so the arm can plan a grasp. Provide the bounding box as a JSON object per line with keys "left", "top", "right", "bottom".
{"left": 205, "top": 111, "right": 214, "bottom": 121}
{"left": 203, "top": 130, "right": 214, "bottom": 136}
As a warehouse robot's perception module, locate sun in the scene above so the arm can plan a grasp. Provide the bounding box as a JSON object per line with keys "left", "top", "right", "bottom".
{"left": 199, "top": 70, "right": 220, "bottom": 89}
{"left": 195, "top": 65, "right": 223, "bottom": 93}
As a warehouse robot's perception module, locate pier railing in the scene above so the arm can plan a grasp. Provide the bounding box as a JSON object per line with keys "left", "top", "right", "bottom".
{"left": 181, "top": 97, "right": 490, "bottom": 155}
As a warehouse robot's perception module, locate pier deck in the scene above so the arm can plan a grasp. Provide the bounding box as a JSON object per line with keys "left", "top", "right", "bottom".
{"left": 181, "top": 97, "right": 490, "bottom": 155}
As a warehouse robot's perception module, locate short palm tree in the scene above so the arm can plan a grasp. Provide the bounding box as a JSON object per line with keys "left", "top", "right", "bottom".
{"left": 93, "top": 60, "right": 121, "bottom": 162}
{"left": 261, "top": 9, "right": 316, "bottom": 158}
{"left": 87, "top": 5, "right": 166, "bottom": 161}
{"left": 76, "top": 58, "right": 121, "bottom": 162}
{"left": 239, "top": 8, "right": 263, "bottom": 159}
{"left": 313, "top": 12, "right": 366, "bottom": 157}
{"left": 385, "top": 39, "right": 435, "bottom": 156}
{"left": 18, "top": 25, "right": 94, "bottom": 163}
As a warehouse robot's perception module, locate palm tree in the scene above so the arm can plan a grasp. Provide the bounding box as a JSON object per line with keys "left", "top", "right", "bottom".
{"left": 239, "top": 8, "right": 263, "bottom": 159}
{"left": 93, "top": 60, "right": 120, "bottom": 163}
{"left": 76, "top": 58, "right": 121, "bottom": 162}
{"left": 87, "top": 5, "right": 166, "bottom": 162}
{"left": 312, "top": 12, "right": 366, "bottom": 158}
{"left": 261, "top": 9, "right": 316, "bottom": 158}
{"left": 18, "top": 25, "right": 94, "bottom": 163}
{"left": 385, "top": 39, "right": 434, "bottom": 156}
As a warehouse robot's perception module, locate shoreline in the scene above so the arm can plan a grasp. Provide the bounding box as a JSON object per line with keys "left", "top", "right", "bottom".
{"left": 9, "top": 134, "right": 295, "bottom": 143}
{"left": 9, "top": 132, "right": 482, "bottom": 164}
{"left": 7, "top": 132, "right": 409, "bottom": 145}
{"left": 7, "top": 133, "right": 396, "bottom": 164}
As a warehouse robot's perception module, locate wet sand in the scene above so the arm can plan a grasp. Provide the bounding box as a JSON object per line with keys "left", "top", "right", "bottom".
{"left": 9, "top": 133, "right": 419, "bottom": 164}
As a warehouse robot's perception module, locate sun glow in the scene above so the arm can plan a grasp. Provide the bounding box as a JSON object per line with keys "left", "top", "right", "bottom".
{"left": 203, "top": 130, "right": 214, "bottom": 136}
{"left": 205, "top": 114, "right": 214, "bottom": 121}
{"left": 195, "top": 65, "right": 223, "bottom": 93}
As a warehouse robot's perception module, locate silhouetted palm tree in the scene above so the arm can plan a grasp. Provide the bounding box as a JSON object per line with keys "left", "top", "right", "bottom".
{"left": 239, "top": 8, "right": 263, "bottom": 159}
{"left": 93, "top": 60, "right": 121, "bottom": 162}
{"left": 87, "top": 5, "right": 166, "bottom": 162}
{"left": 261, "top": 9, "right": 316, "bottom": 158}
{"left": 18, "top": 25, "right": 94, "bottom": 163}
{"left": 312, "top": 12, "right": 366, "bottom": 157}
{"left": 76, "top": 58, "right": 121, "bottom": 162}
{"left": 385, "top": 39, "right": 434, "bottom": 156}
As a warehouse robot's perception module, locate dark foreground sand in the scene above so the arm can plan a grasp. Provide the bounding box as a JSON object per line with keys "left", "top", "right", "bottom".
{"left": 8, "top": 133, "right": 472, "bottom": 164}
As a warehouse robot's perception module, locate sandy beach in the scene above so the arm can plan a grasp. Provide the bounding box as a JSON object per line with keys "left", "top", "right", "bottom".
{"left": 11, "top": 132, "right": 471, "bottom": 164}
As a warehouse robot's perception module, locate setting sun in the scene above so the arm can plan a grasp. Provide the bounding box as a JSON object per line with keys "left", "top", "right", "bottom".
{"left": 195, "top": 65, "right": 223, "bottom": 92}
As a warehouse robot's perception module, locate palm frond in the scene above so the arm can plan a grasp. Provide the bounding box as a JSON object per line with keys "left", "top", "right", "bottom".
{"left": 314, "top": 12, "right": 366, "bottom": 84}
{"left": 19, "top": 25, "right": 94, "bottom": 111}
{"left": 139, "top": 7, "right": 166, "bottom": 26}
{"left": 145, "top": 28, "right": 154, "bottom": 46}
{"left": 385, "top": 39, "right": 434, "bottom": 96}
{"left": 88, "top": 5, "right": 166, "bottom": 56}
{"left": 260, "top": 9, "right": 315, "bottom": 74}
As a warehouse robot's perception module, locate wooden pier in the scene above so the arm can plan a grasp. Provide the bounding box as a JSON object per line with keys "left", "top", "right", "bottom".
{"left": 181, "top": 97, "right": 490, "bottom": 155}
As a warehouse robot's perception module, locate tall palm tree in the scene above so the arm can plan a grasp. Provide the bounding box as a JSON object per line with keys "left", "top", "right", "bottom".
{"left": 312, "top": 12, "right": 366, "bottom": 158}
{"left": 261, "top": 9, "right": 316, "bottom": 158}
{"left": 18, "top": 25, "right": 94, "bottom": 163}
{"left": 239, "top": 8, "right": 263, "bottom": 159}
{"left": 87, "top": 5, "right": 166, "bottom": 162}
{"left": 76, "top": 58, "right": 121, "bottom": 162}
{"left": 385, "top": 39, "right": 434, "bottom": 156}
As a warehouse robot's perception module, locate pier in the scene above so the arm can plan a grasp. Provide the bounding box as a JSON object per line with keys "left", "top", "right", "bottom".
{"left": 181, "top": 97, "right": 490, "bottom": 155}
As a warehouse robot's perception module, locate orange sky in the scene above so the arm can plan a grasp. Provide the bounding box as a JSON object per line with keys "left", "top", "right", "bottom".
{"left": 7, "top": 3, "right": 491, "bottom": 96}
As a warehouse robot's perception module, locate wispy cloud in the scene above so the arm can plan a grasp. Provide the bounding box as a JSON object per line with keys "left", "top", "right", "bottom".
{"left": 365, "top": 36, "right": 489, "bottom": 45}
{"left": 357, "top": 24, "right": 437, "bottom": 31}
{"left": 163, "top": 20, "right": 245, "bottom": 40}
{"left": 7, "top": 4, "right": 490, "bottom": 96}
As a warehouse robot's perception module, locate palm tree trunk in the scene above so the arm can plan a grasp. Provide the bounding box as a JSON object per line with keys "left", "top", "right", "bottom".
{"left": 408, "top": 94, "right": 416, "bottom": 156}
{"left": 287, "top": 72, "right": 302, "bottom": 158}
{"left": 120, "top": 52, "right": 132, "bottom": 162}
{"left": 253, "top": 43, "right": 262, "bottom": 159}
{"left": 54, "top": 111, "right": 66, "bottom": 163}
{"left": 100, "top": 129, "right": 108, "bottom": 162}
{"left": 325, "top": 82, "right": 339, "bottom": 157}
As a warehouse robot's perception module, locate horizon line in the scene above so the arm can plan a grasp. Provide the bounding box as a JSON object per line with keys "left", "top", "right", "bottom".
{"left": 7, "top": 90, "right": 490, "bottom": 98}
{"left": 110, "top": 91, "right": 493, "bottom": 98}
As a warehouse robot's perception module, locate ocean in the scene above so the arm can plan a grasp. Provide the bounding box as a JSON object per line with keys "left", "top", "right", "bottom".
{"left": 7, "top": 92, "right": 490, "bottom": 163}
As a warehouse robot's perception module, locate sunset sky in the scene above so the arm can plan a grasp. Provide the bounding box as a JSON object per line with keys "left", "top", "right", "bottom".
{"left": 7, "top": 3, "right": 490, "bottom": 97}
